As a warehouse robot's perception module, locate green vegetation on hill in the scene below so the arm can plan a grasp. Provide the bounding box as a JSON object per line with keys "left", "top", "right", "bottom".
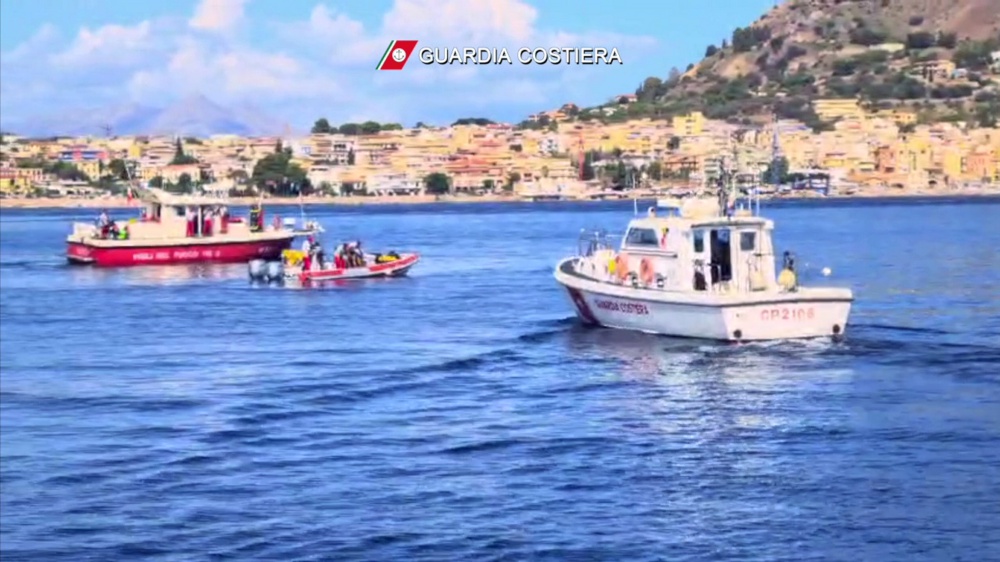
{"left": 580, "top": 0, "right": 1000, "bottom": 129}
{"left": 311, "top": 118, "right": 403, "bottom": 135}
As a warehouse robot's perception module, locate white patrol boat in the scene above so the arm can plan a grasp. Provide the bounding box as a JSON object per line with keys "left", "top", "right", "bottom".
{"left": 554, "top": 189, "right": 853, "bottom": 342}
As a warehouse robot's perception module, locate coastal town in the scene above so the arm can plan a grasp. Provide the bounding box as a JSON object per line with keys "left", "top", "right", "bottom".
{"left": 1, "top": 96, "right": 999, "bottom": 207}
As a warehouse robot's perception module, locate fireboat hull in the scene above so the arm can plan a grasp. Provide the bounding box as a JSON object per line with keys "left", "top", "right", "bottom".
{"left": 555, "top": 258, "right": 852, "bottom": 342}
{"left": 66, "top": 237, "right": 294, "bottom": 267}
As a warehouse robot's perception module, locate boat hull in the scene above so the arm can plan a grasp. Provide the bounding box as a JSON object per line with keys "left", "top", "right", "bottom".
{"left": 555, "top": 258, "right": 852, "bottom": 341}
{"left": 67, "top": 237, "right": 293, "bottom": 267}
{"left": 291, "top": 253, "right": 419, "bottom": 282}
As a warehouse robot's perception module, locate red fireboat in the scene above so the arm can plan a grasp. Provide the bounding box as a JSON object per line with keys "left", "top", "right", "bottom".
{"left": 66, "top": 188, "right": 305, "bottom": 267}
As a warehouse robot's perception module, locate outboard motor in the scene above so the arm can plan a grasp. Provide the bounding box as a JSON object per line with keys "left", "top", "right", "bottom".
{"left": 265, "top": 260, "right": 284, "bottom": 283}
{"left": 248, "top": 259, "right": 267, "bottom": 281}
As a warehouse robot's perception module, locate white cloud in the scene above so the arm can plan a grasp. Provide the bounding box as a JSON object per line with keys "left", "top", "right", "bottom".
{"left": 1, "top": 24, "right": 59, "bottom": 63}
{"left": 189, "top": 0, "right": 247, "bottom": 33}
{"left": 51, "top": 20, "right": 154, "bottom": 66}
{"left": 0, "top": 0, "right": 657, "bottom": 129}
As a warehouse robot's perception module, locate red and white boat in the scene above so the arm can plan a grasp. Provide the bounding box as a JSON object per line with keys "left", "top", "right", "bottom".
{"left": 66, "top": 188, "right": 305, "bottom": 267}
{"left": 288, "top": 252, "right": 420, "bottom": 283}
{"left": 248, "top": 249, "right": 420, "bottom": 283}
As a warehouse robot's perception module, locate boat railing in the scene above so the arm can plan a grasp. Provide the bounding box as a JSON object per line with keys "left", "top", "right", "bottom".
{"left": 577, "top": 229, "right": 621, "bottom": 257}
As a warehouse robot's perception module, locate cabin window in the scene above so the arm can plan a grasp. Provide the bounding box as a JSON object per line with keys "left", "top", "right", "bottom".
{"left": 740, "top": 232, "right": 756, "bottom": 251}
{"left": 173, "top": 206, "right": 185, "bottom": 217}
{"left": 625, "top": 227, "right": 660, "bottom": 247}
{"left": 693, "top": 230, "right": 705, "bottom": 253}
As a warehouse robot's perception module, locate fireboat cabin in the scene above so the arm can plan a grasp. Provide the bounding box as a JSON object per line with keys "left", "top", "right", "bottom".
{"left": 66, "top": 188, "right": 298, "bottom": 267}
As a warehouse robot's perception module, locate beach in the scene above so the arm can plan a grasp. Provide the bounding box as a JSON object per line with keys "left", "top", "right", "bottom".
{"left": 1, "top": 184, "right": 998, "bottom": 209}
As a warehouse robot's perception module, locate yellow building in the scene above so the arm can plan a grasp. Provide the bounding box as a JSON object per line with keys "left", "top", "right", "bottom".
{"left": 58, "top": 160, "right": 101, "bottom": 180}
{"left": 813, "top": 99, "right": 863, "bottom": 123}
{"left": 0, "top": 165, "right": 43, "bottom": 193}
{"left": 672, "top": 112, "right": 705, "bottom": 136}
{"left": 873, "top": 108, "right": 917, "bottom": 125}
{"left": 902, "top": 135, "right": 932, "bottom": 173}
{"left": 938, "top": 147, "right": 963, "bottom": 179}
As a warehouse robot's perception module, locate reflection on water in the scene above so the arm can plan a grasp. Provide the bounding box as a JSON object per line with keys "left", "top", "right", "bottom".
{"left": 67, "top": 263, "right": 246, "bottom": 285}
{"left": 561, "top": 325, "right": 859, "bottom": 441}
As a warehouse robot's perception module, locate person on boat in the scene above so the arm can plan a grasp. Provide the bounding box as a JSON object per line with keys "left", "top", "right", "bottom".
{"left": 782, "top": 251, "right": 795, "bottom": 272}
{"left": 311, "top": 238, "right": 326, "bottom": 270}
{"left": 345, "top": 241, "right": 361, "bottom": 267}
{"left": 333, "top": 242, "right": 346, "bottom": 269}
{"left": 349, "top": 240, "right": 365, "bottom": 267}
{"left": 249, "top": 203, "right": 262, "bottom": 232}
{"left": 203, "top": 207, "right": 214, "bottom": 237}
{"left": 96, "top": 209, "right": 111, "bottom": 238}
{"left": 219, "top": 205, "right": 229, "bottom": 234}
{"left": 301, "top": 236, "right": 313, "bottom": 270}
{"left": 778, "top": 251, "right": 798, "bottom": 292}
{"left": 185, "top": 207, "right": 196, "bottom": 237}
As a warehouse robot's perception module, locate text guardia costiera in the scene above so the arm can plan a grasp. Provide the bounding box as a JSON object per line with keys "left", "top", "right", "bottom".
{"left": 418, "top": 47, "right": 623, "bottom": 65}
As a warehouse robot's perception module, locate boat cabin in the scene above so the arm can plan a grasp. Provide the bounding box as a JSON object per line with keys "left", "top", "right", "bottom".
{"left": 586, "top": 197, "right": 780, "bottom": 294}
{"left": 74, "top": 188, "right": 267, "bottom": 241}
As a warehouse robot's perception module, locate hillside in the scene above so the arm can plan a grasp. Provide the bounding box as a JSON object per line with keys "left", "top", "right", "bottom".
{"left": 591, "top": 0, "right": 1000, "bottom": 129}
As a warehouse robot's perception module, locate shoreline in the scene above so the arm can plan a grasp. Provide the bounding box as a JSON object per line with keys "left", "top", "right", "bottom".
{"left": 1, "top": 187, "right": 998, "bottom": 210}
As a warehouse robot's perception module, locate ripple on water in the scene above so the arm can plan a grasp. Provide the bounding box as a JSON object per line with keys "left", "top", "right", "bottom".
{"left": 2, "top": 200, "right": 1000, "bottom": 561}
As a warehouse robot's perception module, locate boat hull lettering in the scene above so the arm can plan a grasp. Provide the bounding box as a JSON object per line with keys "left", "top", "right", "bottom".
{"left": 594, "top": 299, "right": 649, "bottom": 315}
{"left": 68, "top": 240, "right": 291, "bottom": 267}
{"left": 760, "top": 307, "right": 815, "bottom": 321}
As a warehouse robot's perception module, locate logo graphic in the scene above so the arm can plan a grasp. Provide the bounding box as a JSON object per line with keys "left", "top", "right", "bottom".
{"left": 377, "top": 40, "right": 419, "bottom": 70}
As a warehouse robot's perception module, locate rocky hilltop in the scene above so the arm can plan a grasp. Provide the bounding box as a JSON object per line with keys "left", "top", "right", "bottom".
{"left": 588, "top": 0, "right": 1000, "bottom": 129}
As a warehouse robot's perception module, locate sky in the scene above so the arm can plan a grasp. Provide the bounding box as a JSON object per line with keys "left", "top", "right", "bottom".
{"left": 0, "top": 0, "right": 778, "bottom": 130}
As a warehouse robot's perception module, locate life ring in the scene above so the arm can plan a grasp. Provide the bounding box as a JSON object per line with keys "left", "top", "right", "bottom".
{"left": 640, "top": 258, "right": 654, "bottom": 286}
{"left": 615, "top": 253, "right": 629, "bottom": 282}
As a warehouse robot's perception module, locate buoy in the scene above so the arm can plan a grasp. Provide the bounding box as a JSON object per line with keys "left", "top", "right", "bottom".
{"left": 822, "top": 267, "right": 832, "bottom": 277}
{"left": 640, "top": 258, "right": 654, "bottom": 286}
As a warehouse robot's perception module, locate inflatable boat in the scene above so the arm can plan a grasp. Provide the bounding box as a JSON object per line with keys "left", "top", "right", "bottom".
{"left": 249, "top": 249, "right": 419, "bottom": 284}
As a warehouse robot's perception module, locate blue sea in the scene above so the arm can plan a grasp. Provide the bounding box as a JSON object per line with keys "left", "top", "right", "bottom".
{"left": 1, "top": 197, "right": 999, "bottom": 561}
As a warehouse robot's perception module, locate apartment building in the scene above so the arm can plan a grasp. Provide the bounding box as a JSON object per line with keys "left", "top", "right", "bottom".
{"left": 813, "top": 99, "right": 864, "bottom": 123}
{"left": 671, "top": 112, "right": 705, "bottom": 137}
